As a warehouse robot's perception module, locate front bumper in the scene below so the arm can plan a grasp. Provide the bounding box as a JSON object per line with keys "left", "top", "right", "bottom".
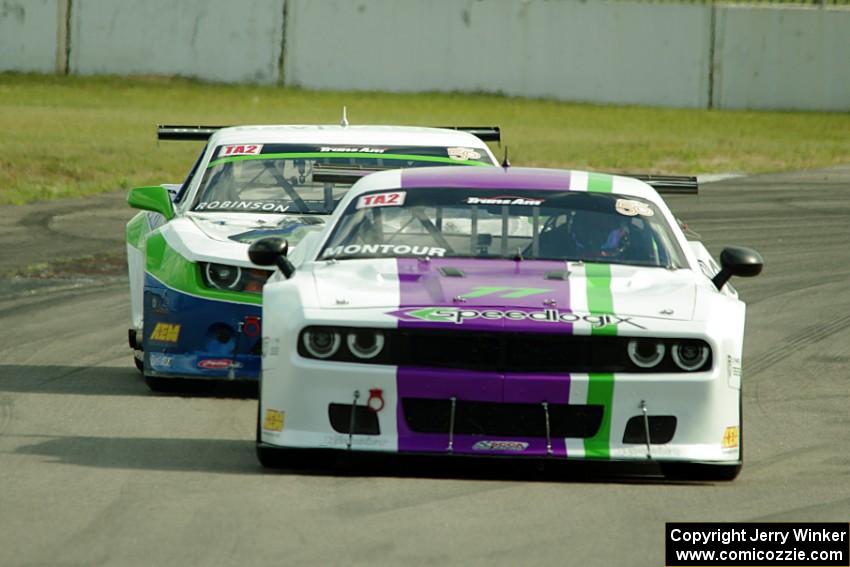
{"left": 259, "top": 355, "right": 742, "bottom": 463}
{"left": 142, "top": 275, "right": 262, "bottom": 380}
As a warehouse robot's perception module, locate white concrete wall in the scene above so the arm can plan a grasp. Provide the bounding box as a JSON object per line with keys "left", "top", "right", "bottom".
{"left": 285, "top": 0, "right": 712, "bottom": 108}
{"left": 69, "top": 0, "right": 285, "bottom": 83}
{"left": 713, "top": 5, "right": 850, "bottom": 111}
{"left": 0, "top": 0, "right": 60, "bottom": 73}
{"left": 2, "top": 0, "right": 849, "bottom": 110}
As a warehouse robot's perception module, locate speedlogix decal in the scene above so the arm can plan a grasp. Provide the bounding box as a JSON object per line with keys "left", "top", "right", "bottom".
{"left": 388, "top": 307, "right": 646, "bottom": 328}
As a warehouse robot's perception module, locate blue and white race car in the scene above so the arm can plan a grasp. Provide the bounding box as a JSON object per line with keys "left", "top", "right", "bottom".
{"left": 126, "top": 124, "right": 498, "bottom": 391}
{"left": 250, "top": 166, "right": 763, "bottom": 480}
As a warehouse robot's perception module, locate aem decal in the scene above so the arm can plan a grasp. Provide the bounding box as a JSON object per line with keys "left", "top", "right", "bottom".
{"left": 321, "top": 244, "right": 446, "bottom": 258}
{"left": 388, "top": 307, "right": 646, "bottom": 328}
{"left": 150, "top": 322, "right": 181, "bottom": 343}
{"left": 356, "top": 191, "right": 406, "bottom": 209}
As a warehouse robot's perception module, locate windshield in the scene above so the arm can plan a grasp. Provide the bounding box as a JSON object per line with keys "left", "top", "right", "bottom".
{"left": 319, "top": 188, "right": 687, "bottom": 268}
{"left": 192, "top": 143, "right": 492, "bottom": 215}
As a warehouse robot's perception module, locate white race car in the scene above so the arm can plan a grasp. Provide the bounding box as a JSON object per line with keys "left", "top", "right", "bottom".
{"left": 250, "top": 166, "right": 763, "bottom": 480}
{"left": 125, "top": 124, "right": 498, "bottom": 390}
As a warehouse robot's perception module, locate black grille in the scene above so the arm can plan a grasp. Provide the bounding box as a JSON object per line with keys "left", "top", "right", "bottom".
{"left": 328, "top": 404, "right": 381, "bottom": 435}
{"left": 298, "top": 326, "right": 713, "bottom": 373}
{"left": 622, "top": 415, "right": 677, "bottom": 444}
{"left": 402, "top": 398, "right": 603, "bottom": 438}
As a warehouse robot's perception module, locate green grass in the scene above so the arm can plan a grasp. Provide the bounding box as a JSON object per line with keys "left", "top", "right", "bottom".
{"left": 1, "top": 72, "right": 849, "bottom": 205}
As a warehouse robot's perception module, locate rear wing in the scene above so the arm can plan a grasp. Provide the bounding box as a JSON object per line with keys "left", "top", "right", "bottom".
{"left": 156, "top": 124, "right": 500, "bottom": 143}
{"left": 625, "top": 174, "right": 698, "bottom": 195}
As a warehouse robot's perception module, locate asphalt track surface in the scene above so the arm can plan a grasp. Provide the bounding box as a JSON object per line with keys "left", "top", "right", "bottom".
{"left": 1, "top": 167, "right": 849, "bottom": 566}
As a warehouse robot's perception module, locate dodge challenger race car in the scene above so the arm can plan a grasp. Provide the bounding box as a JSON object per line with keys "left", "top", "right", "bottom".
{"left": 249, "top": 166, "right": 763, "bottom": 480}
{"left": 126, "top": 124, "right": 499, "bottom": 391}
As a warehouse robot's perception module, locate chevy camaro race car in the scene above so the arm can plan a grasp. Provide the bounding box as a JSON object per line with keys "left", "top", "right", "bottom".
{"left": 125, "top": 124, "right": 499, "bottom": 391}
{"left": 250, "top": 166, "right": 763, "bottom": 480}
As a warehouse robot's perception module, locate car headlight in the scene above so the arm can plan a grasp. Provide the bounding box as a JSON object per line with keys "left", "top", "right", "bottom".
{"left": 302, "top": 328, "right": 341, "bottom": 359}
{"left": 346, "top": 330, "right": 385, "bottom": 359}
{"left": 671, "top": 342, "right": 710, "bottom": 371}
{"left": 627, "top": 339, "right": 665, "bottom": 368}
{"left": 200, "top": 262, "right": 271, "bottom": 293}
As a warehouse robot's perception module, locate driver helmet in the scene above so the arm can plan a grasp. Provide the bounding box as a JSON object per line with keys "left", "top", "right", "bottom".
{"left": 569, "top": 211, "right": 631, "bottom": 259}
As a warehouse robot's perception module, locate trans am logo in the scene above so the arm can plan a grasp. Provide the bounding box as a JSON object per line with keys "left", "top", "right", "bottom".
{"left": 387, "top": 307, "right": 646, "bottom": 328}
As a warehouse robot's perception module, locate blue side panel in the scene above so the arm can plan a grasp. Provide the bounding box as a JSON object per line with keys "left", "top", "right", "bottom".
{"left": 142, "top": 274, "right": 262, "bottom": 380}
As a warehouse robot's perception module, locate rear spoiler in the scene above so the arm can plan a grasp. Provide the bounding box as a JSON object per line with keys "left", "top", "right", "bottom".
{"left": 157, "top": 124, "right": 500, "bottom": 143}
{"left": 312, "top": 164, "right": 384, "bottom": 185}
{"left": 625, "top": 174, "right": 698, "bottom": 195}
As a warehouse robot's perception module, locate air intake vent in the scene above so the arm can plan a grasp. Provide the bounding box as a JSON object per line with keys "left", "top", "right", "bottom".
{"left": 439, "top": 266, "right": 465, "bottom": 278}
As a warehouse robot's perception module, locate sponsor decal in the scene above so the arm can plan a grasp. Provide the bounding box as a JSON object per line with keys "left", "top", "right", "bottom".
{"left": 615, "top": 198, "right": 654, "bottom": 217}
{"left": 197, "top": 359, "right": 241, "bottom": 370}
{"left": 466, "top": 196, "right": 544, "bottom": 207}
{"left": 367, "top": 389, "right": 385, "bottom": 413}
{"left": 460, "top": 286, "right": 552, "bottom": 300}
{"left": 388, "top": 307, "right": 646, "bottom": 329}
{"left": 727, "top": 355, "right": 742, "bottom": 378}
{"left": 322, "top": 434, "right": 390, "bottom": 447}
{"left": 472, "top": 440, "right": 529, "bottom": 452}
{"left": 447, "top": 147, "right": 482, "bottom": 161}
{"left": 320, "top": 146, "right": 386, "bottom": 153}
{"left": 195, "top": 201, "right": 290, "bottom": 213}
{"left": 356, "top": 191, "right": 406, "bottom": 209}
{"left": 321, "top": 244, "right": 446, "bottom": 259}
{"left": 149, "top": 322, "right": 181, "bottom": 343}
{"left": 149, "top": 353, "right": 173, "bottom": 368}
{"left": 722, "top": 426, "right": 739, "bottom": 449}
{"left": 263, "top": 409, "right": 285, "bottom": 432}
{"left": 243, "top": 316, "right": 261, "bottom": 338}
{"left": 220, "top": 144, "right": 263, "bottom": 157}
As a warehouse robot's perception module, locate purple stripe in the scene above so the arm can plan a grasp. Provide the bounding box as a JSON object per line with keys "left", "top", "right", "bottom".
{"left": 394, "top": 257, "right": 572, "bottom": 457}
{"left": 392, "top": 258, "right": 572, "bottom": 333}
{"left": 401, "top": 166, "right": 571, "bottom": 191}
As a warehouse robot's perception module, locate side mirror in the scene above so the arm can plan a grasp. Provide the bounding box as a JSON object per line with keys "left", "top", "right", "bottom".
{"left": 712, "top": 246, "right": 763, "bottom": 290}
{"left": 128, "top": 186, "right": 175, "bottom": 220}
{"left": 249, "top": 237, "right": 296, "bottom": 279}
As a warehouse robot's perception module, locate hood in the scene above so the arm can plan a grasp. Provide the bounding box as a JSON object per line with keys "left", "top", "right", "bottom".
{"left": 312, "top": 258, "right": 698, "bottom": 322}
{"left": 188, "top": 212, "right": 325, "bottom": 247}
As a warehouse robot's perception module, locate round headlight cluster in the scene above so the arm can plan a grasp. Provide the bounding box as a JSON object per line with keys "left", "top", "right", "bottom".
{"left": 626, "top": 338, "right": 711, "bottom": 371}
{"left": 301, "top": 327, "right": 385, "bottom": 361}
{"left": 205, "top": 263, "right": 241, "bottom": 289}
{"left": 347, "top": 331, "right": 385, "bottom": 359}
{"left": 303, "top": 329, "right": 342, "bottom": 359}
{"left": 671, "top": 342, "right": 710, "bottom": 371}
{"left": 627, "top": 339, "right": 665, "bottom": 368}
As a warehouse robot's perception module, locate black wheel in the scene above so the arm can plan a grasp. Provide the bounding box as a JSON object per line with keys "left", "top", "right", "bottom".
{"left": 133, "top": 352, "right": 144, "bottom": 373}
{"left": 661, "top": 462, "right": 742, "bottom": 482}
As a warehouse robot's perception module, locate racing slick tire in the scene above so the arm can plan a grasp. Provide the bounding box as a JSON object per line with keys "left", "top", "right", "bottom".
{"left": 133, "top": 353, "right": 144, "bottom": 373}
{"left": 660, "top": 462, "right": 742, "bottom": 482}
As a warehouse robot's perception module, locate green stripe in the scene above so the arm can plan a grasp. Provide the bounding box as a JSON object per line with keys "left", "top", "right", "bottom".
{"left": 207, "top": 152, "right": 491, "bottom": 169}
{"left": 587, "top": 172, "right": 613, "bottom": 193}
{"left": 584, "top": 262, "right": 616, "bottom": 459}
{"left": 145, "top": 232, "right": 261, "bottom": 305}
